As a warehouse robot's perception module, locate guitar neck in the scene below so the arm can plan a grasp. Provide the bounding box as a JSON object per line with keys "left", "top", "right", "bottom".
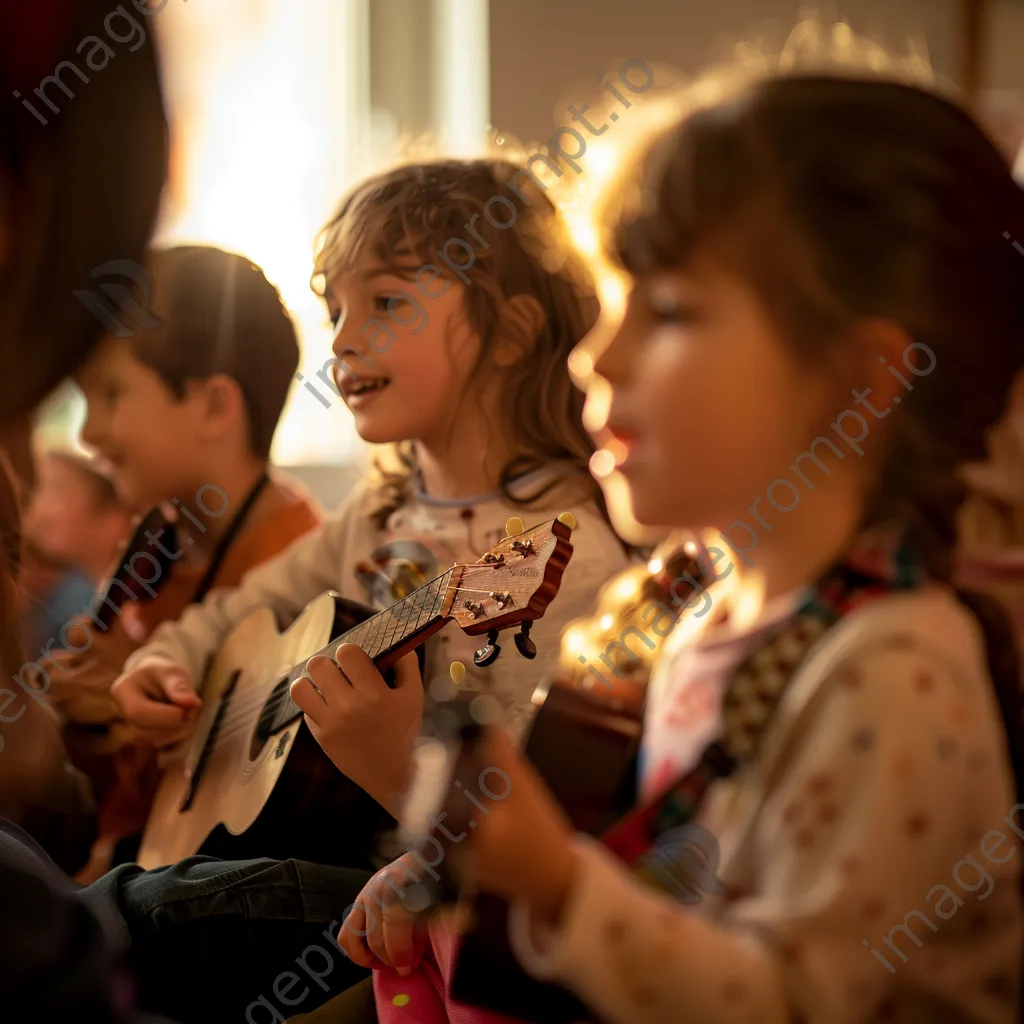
{"left": 267, "top": 568, "right": 457, "bottom": 733}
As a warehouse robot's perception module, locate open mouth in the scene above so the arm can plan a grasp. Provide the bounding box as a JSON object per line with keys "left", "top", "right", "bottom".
{"left": 341, "top": 376, "right": 391, "bottom": 402}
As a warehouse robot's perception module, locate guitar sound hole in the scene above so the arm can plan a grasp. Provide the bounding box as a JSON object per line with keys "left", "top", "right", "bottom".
{"left": 250, "top": 677, "right": 292, "bottom": 761}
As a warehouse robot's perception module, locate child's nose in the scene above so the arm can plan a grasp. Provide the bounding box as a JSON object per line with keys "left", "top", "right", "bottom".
{"left": 590, "top": 321, "right": 633, "bottom": 384}
{"left": 331, "top": 316, "right": 374, "bottom": 367}
{"left": 79, "top": 409, "right": 106, "bottom": 451}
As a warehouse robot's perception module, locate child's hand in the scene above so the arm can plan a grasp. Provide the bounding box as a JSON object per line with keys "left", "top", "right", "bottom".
{"left": 110, "top": 658, "right": 201, "bottom": 747}
{"left": 336, "top": 851, "right": 430, "bottom": 974}
{"left": 456, "top": 728, "right": 579, "bottom": 927}
{"left": 290, "top": 645, "right": 423, "bottom": 816}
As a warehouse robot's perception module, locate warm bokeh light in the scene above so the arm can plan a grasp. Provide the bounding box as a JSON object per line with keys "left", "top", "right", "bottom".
{"left": 563, "top": 624, "right": 589, "bottom": 657}
{"left": 612, "top": 573, "right": 640, "bottom": 603}
{"left": 567, "top": 347, "right": 594, "bottom": 381}
{"left": 566, "top": 214, "right": 600, "bottom": 259}
{"left": 589, "top": 449, "right": 616, "bottom": 479}
{"left": 604, "top": 437, "right": 629, "bottom": 467}
{"left": 581, "top": 377, "right": 611, "bottom": 433}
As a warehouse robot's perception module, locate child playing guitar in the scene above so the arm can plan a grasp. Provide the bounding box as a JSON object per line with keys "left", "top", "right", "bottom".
{"left": 112, "top": 159, "right": 631, "bottom": 827}
{"left": 49, "top": 245, "right": 323, "bottom": 877}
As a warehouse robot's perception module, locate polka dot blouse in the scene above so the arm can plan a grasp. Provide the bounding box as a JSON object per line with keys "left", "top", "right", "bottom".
{"left": 508, "top": 588, "right": 1022, "bottom": 1023}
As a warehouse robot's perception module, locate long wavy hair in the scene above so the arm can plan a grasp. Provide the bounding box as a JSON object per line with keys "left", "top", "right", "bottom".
{"left": 312, "top": 158, "right": 605, "bottom": 527}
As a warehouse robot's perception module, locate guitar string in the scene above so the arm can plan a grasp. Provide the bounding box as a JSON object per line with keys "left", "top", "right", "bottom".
{"left": 206, "top": 560, "right": 535, "bottom": 730}
{"left": 202, "top": 574, "right": 534, "bottom": 748}
{"left": 208, "top": 587, "right": 505, "bottom": 742}
{"left": 205, "top": 613, "right": 535, "bottom": 751}
{"left": 208, "top": 596, "right": 445, "bottom": 739}
{"left": 206, "top": 565, "right": 487, "bottom": 733}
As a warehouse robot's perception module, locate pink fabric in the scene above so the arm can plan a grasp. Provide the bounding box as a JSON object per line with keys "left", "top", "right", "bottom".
{"left": 373, "top": 918, "right": 521, "bottom": 1024}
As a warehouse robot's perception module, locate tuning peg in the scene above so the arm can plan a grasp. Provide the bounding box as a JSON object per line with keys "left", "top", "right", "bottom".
{"left": 505, "top": 516, "right": 524, "bottom": 537}
{"left": 557, "top": 511, "right": 577, "bottom": 529}
{"left": 473, "top": 629, "right": 501, "bottom": 667}
{"left": 450, "top": 660, "right": 466, "bottom": 684}
{"left": 514, "top": 621, "right": 537, "bottom": 659}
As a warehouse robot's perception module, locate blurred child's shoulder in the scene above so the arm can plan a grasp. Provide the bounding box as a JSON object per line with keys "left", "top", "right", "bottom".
{"left": 816, "top": 585, "right": 987, "bottom": 676}
{"left": 224, "top": 469, "right": 324, "bottom": 571}
{"left": 781, "top": 585, "right": 996, "bottom": 729}
{"left": 266, "top": 468, "right": 324, "bottom": 523}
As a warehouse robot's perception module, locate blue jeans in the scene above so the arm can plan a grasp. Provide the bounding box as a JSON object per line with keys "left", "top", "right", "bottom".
{"left": 87, "top": 856, "right": 374, "bottom": 1023}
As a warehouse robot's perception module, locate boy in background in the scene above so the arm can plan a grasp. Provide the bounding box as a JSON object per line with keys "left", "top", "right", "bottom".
{"left": 49, "top": 245, "right": 323, "bottom": 876}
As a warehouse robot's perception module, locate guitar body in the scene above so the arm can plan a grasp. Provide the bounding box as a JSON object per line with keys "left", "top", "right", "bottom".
{"left": 138, "top": 593, "right": 391, "bottom": 870}
{"left": 138, "top": 516, "right": 576, "bottom": 871}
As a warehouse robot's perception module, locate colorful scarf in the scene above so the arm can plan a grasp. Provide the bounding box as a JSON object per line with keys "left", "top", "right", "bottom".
{"left": 602, "top": 531, "right": 924, "bottom": 887}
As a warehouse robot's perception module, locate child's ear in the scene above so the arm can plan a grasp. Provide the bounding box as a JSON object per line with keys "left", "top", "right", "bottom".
{"left": 189, "top": 374, "right": 247, "bottom": 443}
{"left": 855, "top": 318, "right": 917, "bottom": 409}
{"left": 492, "top": 295, "right": 546, "bottom": 368}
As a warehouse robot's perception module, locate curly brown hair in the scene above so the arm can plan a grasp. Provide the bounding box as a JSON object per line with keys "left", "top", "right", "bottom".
{"left": 312, "top": 158, "right": 603, "bottom": 526}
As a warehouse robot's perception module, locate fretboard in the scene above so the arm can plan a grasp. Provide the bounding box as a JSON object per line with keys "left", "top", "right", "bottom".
{"left": 267, "top": 568, "right": 455, "bottom": 734}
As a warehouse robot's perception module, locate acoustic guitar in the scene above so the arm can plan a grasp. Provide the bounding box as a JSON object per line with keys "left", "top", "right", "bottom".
{"left": 136, "top": 515, "right": 576, "bottom": 871}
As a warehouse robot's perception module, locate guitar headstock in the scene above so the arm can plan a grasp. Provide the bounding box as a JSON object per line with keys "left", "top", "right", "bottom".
{"left": 444, "top": 515, "right": 575, "bottom": 645}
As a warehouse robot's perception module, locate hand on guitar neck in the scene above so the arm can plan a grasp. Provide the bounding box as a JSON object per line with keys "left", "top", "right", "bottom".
{"left": 446, "top": 728, "right": 579, "bottom": 926}
{"left": 291, "top": 646, "right": 423, "bottom": 817}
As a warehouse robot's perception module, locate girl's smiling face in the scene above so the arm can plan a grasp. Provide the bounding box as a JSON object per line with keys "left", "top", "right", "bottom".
{"left": 324, "top": 255, "right": 482, "bottom": 448}
{"left": 582, "top": 260, "right": 838, "bottom": 532}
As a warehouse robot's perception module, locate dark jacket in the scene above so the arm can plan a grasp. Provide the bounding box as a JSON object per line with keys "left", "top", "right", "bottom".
{"left": 0, "top": 817, "right": 172, "bottom": 1023}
